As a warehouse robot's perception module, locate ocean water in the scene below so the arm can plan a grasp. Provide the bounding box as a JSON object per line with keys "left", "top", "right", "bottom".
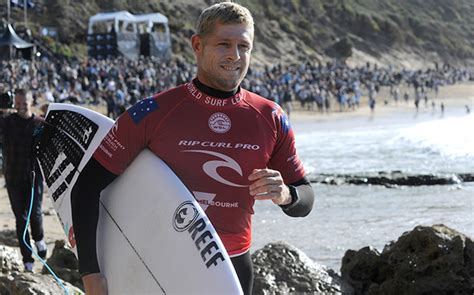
{"left": 251, "top": 110, "right": 474, "bottom": 272}
{"left": 296, "top": 113, "right": 474, "bottom": 175}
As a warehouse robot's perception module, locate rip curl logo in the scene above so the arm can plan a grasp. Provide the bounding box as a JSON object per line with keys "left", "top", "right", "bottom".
{"left": 173, "top": 201, "right": 199, "bottom": 232}
{"left": 182, "top": 150, "right": 247, "bottom": 187}
{"left": 110, "top": 120, "right": 119, "bottom": 138}
{"left": 208, "top": 113, "right": 231, "bottom": 134}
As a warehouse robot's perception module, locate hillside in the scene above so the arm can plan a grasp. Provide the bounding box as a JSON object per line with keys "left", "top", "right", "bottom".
{"left": 3, "top": 0, "right": 474, "bottom": 68}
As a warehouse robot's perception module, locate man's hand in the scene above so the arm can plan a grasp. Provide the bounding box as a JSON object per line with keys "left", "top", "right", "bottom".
{"left": 83, "top": 273, "right": 108, "bottom": 295}
{"left": 248, "top": 169, "right": 291, "bottom": 205}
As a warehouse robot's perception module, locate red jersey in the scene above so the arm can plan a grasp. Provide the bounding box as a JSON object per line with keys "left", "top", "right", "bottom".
{"left": 93, "top": 81, "right": 305, "bottom": 256}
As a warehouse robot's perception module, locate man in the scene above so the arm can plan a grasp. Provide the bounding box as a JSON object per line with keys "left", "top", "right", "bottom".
{"left": 72, "top": 2, "right": 314, "bottom": 294}
{"left": 0, "top": 89, "right": 47, "bottom": 272}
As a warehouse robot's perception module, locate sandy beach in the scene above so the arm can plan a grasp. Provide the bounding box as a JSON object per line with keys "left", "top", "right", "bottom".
{"left": 290, "top": 83, "right": 474, "bottom": 123}
{"left": 0, "top": 82, "right": 472, "bottom": 272}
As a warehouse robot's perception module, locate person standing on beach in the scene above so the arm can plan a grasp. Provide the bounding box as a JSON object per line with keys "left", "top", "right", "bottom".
{"left": 71, "top": 2, "right": 315, "bottom": 295}
{"left": 0, "top": 89, "right": 47, "bottom": 272}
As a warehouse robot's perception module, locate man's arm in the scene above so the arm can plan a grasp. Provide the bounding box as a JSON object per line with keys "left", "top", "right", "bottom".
{"left": 71, "top": 157, "right": 117, "bottom": 276}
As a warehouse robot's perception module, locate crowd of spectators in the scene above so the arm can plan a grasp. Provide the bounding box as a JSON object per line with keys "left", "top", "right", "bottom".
{"left": 0, "top": 56, "right": 471, "bottom": 119}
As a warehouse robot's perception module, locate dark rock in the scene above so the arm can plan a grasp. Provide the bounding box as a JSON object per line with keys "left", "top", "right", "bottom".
{"left": 341, "top": 224, "right": 474, "bottom": 294}
{"left": 0, "top": 239, "right": 83, "bottom": 293}
{"left": 0, "top": 272, "right": 83, "bottom": 294}
{"left": 0, "top": 245, "right": 22, "bottom": 274}
{"left": 341, "top": 246, "right": 384, "bottom": 294}
{"left": 310, "top": 171, "right": 471, "bottom": 186}
{"left": 41, "top": 240, "right": 83, "bottom": 291}
{"left": 252, "top": 242, "right": 353, "bottom": 294}
{"left": 459, "top": 173, "right": 474, "bottom": 182}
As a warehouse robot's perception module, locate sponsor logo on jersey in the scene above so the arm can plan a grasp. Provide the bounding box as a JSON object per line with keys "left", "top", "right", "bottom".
{"left": 173, "top": 201, "right": 225, "bottom": 268}
{"left": 182, "top": 150, "right": 247, "bottom": 187}
{"left": 100, "top": 127, "right": 126, "bottom": 158}
{"left": 193, "top": 191, "right": 239, "bottom": 210}
{"left": 178, "top": 140, "right": 260, "bottom": 150}
{"left": 208, "top": 112, "right": 231, "bottom": 133}
{"left": 110, "top": 120, "right": 119, "bottom": 138}
{"left": 127, "top": 98, "right": 159, "bottom": 124}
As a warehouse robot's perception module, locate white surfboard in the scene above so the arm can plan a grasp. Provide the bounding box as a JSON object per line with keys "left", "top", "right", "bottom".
{"left": 36, "top": 103, "right": 243, "bottom": 294}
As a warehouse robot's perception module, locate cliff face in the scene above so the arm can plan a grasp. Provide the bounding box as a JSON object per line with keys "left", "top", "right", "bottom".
{"left": 5, "top": 0, "right": 474, "bottom": 67}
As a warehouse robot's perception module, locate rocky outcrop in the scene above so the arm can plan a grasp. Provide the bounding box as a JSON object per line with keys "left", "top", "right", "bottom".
{"left": 0, "top": 225, "right": 471, "bottom": 294}
{"left": 341, "top": 224, "right": 474, "bottom": 294}
{"left": 0, "top": 243, "right": 83, "bottom": 294}
{"left": 252, "top": 242, "right": 352, "bottom": 294}
{"left": 41, "top": 240, "right": 83, "bottom": 291}
{"left": 0, "top": 245, "right": 22, "bottom": 274}
{"left": 0, "top": 272, "right": 83, "bottom": 295}
{"left": 310, "top": 171, "right": 473, "bottom": 186}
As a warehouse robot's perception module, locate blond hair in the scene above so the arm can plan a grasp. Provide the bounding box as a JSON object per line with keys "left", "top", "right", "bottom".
{"left": 196, "top": 2, "right": 254, "bottom": 37}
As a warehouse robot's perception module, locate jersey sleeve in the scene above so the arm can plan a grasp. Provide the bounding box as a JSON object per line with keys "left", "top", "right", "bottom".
{"left": 268, "top": 105, "right": 305, "bottom": 183}
{"left": 93, "top": 98, "right": 159, "bottom": 175}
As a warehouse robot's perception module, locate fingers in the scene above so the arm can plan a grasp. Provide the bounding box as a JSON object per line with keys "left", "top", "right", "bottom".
{"left": 248, "top": 169, "right": 283, "bottom": 196}
{"left": 248, "top": 169, "right": 292, "bottom": 205}
{"left": 248, "top": 168, "right": 280, "bottom": 182}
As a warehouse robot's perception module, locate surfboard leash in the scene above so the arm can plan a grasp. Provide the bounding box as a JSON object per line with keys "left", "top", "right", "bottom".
{"left": 23, "top": 170, "right": 72, "bottom": 295}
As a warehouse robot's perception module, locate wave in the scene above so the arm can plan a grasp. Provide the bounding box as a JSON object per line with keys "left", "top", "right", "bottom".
{"left": 396, "top": 114, "right": 474, "bottom": 158}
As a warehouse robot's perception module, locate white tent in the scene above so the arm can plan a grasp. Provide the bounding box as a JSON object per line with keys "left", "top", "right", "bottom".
{"left": 87, "top": 11, "right": 171, "bottom": 60}
{"left": 133, "top": 13, "right": 168, "bottom": 25}
{"left": 88, "top": 11, "right": 137, "bottom": 34}
{"left": 133, "top": 13, "right": 169, "bottom": 36}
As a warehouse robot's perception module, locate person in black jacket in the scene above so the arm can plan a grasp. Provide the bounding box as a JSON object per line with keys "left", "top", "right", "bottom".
{"left": 0, "top": 89, "right": 47, "bottom": 272}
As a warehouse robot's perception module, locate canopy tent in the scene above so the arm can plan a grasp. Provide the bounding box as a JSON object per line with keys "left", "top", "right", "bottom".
{"left": 87, "top": 11, "right": 137, "bottom": 34}
{"left": 133, "top": 13, "right": 168, "bottom": 24}
{"left": 133, "top": 13, "right": 169, "bottom": 33}
{"left": 87, "top": 11, "right": 171, "bottom": 60}
{"left": 0, "top": 24, "right": 34, "bottom": 49}
{"left": 0, "top": 24, "right": 35, "bottom": 60}
{"left": 133, "top": 13, "right": 171, "bottom": 59}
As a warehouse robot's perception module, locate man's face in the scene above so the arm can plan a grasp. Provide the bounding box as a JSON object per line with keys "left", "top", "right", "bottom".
{"left": 192, "top": 22, "right": 253, "bottom": 92}
{"left": 14, "top": 94, "right": 31, "bottom": 117}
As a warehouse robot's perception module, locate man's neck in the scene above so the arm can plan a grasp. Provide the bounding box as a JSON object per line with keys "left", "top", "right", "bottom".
{"left": 193, "top": 78, "right": 238, "bottom": 98}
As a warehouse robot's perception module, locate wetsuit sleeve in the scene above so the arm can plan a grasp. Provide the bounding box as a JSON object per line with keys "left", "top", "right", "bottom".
{"left": 280, "top": 177, "right": 314, "bottom": 217}
{"left": 71, "top": 157, "right": 117, "bottom": 276}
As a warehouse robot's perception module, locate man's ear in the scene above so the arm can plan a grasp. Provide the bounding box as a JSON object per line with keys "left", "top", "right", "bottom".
{"left": 191, "top": 34, "right": 202, "bottom": 54}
